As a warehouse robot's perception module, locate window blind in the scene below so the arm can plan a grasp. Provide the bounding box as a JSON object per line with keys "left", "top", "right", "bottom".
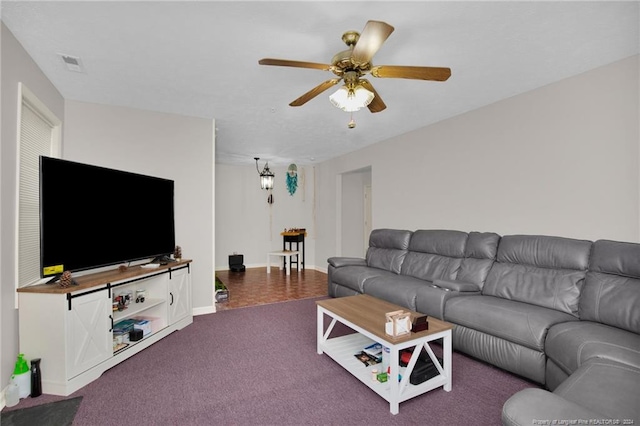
{"left": 18, "top": 99, "right": 56, "bottom": 287}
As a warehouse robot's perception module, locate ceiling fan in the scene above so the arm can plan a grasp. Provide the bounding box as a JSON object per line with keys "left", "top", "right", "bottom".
{"left": 258, "top": 20, "right": 451, "bottom": 113}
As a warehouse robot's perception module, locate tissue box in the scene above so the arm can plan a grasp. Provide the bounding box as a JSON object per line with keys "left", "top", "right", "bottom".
{"left": 385, "top": 310, "right": 412, "bottom": 337}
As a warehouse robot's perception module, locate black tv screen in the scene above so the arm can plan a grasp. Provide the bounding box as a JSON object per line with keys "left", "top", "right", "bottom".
{"left": 39, "top": 156, "right": 175, "bottom": 277}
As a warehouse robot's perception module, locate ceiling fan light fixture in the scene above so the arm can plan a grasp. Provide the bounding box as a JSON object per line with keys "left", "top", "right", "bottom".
{"left": 329, "top": 84, "right": 374, "bottom": 112}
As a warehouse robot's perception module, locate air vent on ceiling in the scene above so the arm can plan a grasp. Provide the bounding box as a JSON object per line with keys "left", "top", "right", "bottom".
{"left": 59, "top": 54, "right": 84, "bottom": 73}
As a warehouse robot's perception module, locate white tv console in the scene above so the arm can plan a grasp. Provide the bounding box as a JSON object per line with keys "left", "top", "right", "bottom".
{"left": 17, "top": 260, "right": 193, "bottom": 396}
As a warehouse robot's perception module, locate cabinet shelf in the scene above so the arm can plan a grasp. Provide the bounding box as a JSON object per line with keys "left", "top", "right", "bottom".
{"left": 113, "top": 298, "right": 165, "bottom": 323}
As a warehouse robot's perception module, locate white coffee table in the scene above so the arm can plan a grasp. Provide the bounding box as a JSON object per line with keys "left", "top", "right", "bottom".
{"left": 267, "top": 250, "right": 299, "bottom": 275}
{"left": 316, "top": 294, "right": 453, "bottom": 415}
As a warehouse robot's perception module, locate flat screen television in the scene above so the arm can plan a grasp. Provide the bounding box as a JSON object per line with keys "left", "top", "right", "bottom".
{"left": 39, "top": 156, "right": 175, "bottom": 278}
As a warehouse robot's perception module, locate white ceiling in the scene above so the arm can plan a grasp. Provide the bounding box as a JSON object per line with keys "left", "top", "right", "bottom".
{"left": 2, "top": 1, "right": 638, "bottom": 166}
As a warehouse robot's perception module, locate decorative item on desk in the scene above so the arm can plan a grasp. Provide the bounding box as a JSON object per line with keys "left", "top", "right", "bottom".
{"left": 174, "top": 245, "right": 182, "bottom": 262}
{"left": 412, "top": 314, "right": 429, "bottom": 332}
{"left": 385, "top": 310, "right": 412, "bottom": 337}
{"left": 118, "top": 264, "right": 128, "bottom": 273}
{"left": 282, "top": 228, "right": 306, "bottom": 235}
{"left": 58, "top": 270, "right": 77, "bottom": 288}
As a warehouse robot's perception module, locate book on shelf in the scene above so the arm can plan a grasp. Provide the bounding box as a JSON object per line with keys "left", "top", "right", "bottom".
{"left": 363, "top": 342, "right": 383, "bottom": 358}
{"left": 354, "top": 351, "right": 380, "bottom": 366}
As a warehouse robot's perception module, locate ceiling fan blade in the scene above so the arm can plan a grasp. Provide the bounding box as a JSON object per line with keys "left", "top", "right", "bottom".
{"left": 371, "top": 65, "right": 451, "bottom": 81}
{"left": 359, "top": 79, "right": 386, "bottom": 113}
{"left": 290, "top": 79, "right": 341, "bottom": 107}
{"left": 350, "top": 20, "right": 394, "bottom": 66}
{"left": 258, "top": 58, "right": 331, "bottom": 71}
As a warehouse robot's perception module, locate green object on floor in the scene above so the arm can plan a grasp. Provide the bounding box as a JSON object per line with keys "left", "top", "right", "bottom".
{"left": 215, "top": 276, "right": 227, "bottom": 291}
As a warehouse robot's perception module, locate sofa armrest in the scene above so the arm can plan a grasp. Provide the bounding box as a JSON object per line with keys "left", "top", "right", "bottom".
{"left": 433, "top": 279, "right": 481, "bottom": 293}
{"left": 502, "top": 388, "right": 607, "bottom": 426}
{"left": 327, "top": 257, "right": 367, "bottom": 268}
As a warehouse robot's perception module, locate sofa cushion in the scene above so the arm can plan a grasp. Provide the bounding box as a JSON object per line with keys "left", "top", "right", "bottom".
{"left": 365, "top": 229, "right": 412, "bottom": 273}
{"left": 363, "top": 274, "right": 426, "bottom": 311}
{"left": 580, "top": 240, "right": 640, "bottom": 334}
{"left": 400, "top": 230, "right": 467, "bottom": 281}
{"left": 445, "top": 295, "right": 577, "bottom": 352}
{"left": 482, "top": 235, "right": 592, "bottom": 315}
{"left": 496, "top": 235, "right": 591, "bottom": 270}
{"left": 331, "top": 266, "right": 394, "bottom": 293}
{"left": 554, "top": 358, "right": 640, "bottom": 422}
{"left": 502, "top": 388, "right": 604, "bottom": 426}
{"left": 453, "top": 324, "right": 547, "bottom": 383}
{"left": 456, "top": 231, "right": 500, "bottom": 286}
{"left": 545, "top": 321, "right": 640, "bottom": 375}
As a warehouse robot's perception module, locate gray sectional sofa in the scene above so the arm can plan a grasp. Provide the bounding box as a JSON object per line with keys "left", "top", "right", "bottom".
{"left": 327, "top": 229, "right": 640, "bottom": 424}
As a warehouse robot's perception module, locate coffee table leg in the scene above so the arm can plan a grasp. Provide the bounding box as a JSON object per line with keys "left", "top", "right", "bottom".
{"left": 443, "top": 330, "right": 452, "bottom": 391}
{"left": 389, "top": 347, "right": 400, "bottom": 414}
{"left": 316, "top": 306, "right": 324, "bottom": 354}
{"left": 267, "top": 254, "right": 271, "bottom": 274}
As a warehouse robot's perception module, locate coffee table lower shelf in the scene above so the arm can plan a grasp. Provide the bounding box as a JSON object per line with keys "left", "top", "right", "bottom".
{"left": 317, "top": 305, "right": 452, "bottom": 414}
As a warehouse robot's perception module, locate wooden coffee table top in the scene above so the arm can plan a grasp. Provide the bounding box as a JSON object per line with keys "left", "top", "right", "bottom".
{"left": 317, "top": 294, "right": 453, "bottom": 344}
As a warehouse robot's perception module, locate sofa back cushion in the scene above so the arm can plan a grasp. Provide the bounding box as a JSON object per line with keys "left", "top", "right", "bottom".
{"left": 580, "top": 240, "right": 640, "bottom": 334}
{"left": 365, "top": 229, "right": 412, "bottom": 274}
{"left": 400, "top": 230, "right": 467, "bottom": 281}
{"left": 456, "top": 232, "right": 501, "bottom": 287}
{"left": 483, "top": 235, "right": 592, "bottom": 315}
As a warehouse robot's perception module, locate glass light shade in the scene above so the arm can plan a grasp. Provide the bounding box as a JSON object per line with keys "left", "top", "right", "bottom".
{"left": 329, "top": 85, "right": 374, "bottom": 112}
{"left": 260, "top": 173, "right": 274, "bottom": 190}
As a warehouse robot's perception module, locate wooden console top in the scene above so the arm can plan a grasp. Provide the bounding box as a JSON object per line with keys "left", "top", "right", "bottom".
{"left": 17, "top": 259, "right": 192, "bottom": 295}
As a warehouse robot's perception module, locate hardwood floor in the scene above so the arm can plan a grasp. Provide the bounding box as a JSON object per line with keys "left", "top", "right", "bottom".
{"left": 214, "top": 267, "right": 328, "bottom": 311}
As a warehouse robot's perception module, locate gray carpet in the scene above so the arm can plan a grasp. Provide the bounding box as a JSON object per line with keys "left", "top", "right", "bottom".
{"left": 1, "top": 298, "right": 539, "bottom": 425}
{"left": 1, "top": 396, "right": 82, "bottom": 426}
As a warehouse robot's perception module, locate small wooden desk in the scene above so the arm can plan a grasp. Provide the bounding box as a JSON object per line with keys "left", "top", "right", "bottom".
{"left": 267, "top": 250, "right": 300, "bottom": 276}
{"left": 281, "top": 231, "right": 306, "bottom": 270}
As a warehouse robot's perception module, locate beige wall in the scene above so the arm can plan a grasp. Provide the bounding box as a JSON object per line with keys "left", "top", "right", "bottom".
{"left": 316, "top": 55, "right": 640, "bottom": 267}
{"left": 63, "top": 100, "right": 215, "bottom": 315}
{"left": 215, "top": 163, "right": 316, "bottom": 270}
{"left": 1, "top": 22, "right": 66, "bottom": 392}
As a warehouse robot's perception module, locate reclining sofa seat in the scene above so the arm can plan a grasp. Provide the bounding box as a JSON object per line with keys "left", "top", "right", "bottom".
{"left": 363, "top": 229, "right": 469, "bottom": 311}
{"left": 545, "top": 239, "right": 640, "bottom": 388}
{"left": 503, "top": 239, "right": 640, "bottom": 424}
{"left": 328, "top": 229, "right": 500, "bottom": 316}
{"left": 327, "top": 229, "right": 412, "bottom": 298}
{"left": 444, "top": 235, "right": 593, "bottom": 384}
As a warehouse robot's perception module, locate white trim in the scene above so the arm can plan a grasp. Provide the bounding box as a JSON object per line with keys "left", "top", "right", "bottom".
{"left": 193, "top": 306, "right": 216, "bottom": 316}
{"left": 211, "top": 119, "right": 217, "bottom": 311}
{"left": 14, "top": 83, "right": 62, "bottom": 308}
{"left": 335, "top": 173, "right": 342, "bottom": 256}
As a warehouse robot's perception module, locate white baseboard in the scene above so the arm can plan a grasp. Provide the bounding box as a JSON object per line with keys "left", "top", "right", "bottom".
{"left": 215, "top": 263, "right": 323, "bottom": 272}
{"left": 192, "top": 305, "right": 215, "bottom": 316}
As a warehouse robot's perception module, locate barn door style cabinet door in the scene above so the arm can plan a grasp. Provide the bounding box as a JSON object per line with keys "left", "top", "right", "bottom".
{"left": 168, "top": 265, "right": 192, "bottom": 324}
{"left": 65, "top": 288, "right": 113, "bottom": 379}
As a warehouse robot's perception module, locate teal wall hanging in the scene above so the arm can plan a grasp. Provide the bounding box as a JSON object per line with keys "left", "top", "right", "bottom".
{"left": 286, "top": 164, "right": 298, "bottom": 195}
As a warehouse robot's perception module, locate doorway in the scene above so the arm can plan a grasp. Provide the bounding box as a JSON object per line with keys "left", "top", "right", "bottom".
{"left": 340, "top": 167, "right": 372, "bottom": 258}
